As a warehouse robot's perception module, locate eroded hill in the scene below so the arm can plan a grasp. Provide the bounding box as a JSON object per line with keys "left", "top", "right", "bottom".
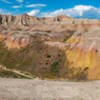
{"left": 0, "top": 14, "right": 100, "bottom": 80}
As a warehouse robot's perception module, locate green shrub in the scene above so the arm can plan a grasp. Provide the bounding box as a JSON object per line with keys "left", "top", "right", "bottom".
{"left": 50, "top": 61, "right": 59, "bottom": 76}
{"left": 46, "top": 30, "right": 52, "bottom": 33}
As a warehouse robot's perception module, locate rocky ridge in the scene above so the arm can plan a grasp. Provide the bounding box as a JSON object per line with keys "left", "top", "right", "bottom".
{"left": 0, "top": 14, "right": 100, "bottom": 26}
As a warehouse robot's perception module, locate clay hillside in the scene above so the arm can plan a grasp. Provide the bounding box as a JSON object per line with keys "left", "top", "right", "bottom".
{"left": 0, "top": 14, "right": 100, "bottom": 80}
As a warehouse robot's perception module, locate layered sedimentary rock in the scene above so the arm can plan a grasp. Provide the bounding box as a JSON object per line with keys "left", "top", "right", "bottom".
{"left": 0, "top": 14, "right": 100, "bottom": 26}
{"left": 4, "top": 34, "right": 32, "bottom": 49}
{"left": 0, "top": 14, "right": 100, "bottom": 80}
{"left": 0, "top": 33, "right": 10, "bottom": 42}
{"left": 64, "top": 29, "right": 100, "bottom": 80}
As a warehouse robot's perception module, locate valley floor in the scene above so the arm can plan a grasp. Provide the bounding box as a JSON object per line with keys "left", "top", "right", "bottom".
{"left": 0, "top": 78, "right": 100, "bottom": 100}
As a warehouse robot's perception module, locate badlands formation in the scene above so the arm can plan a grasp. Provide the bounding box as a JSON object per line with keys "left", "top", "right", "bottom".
{"left": 0, "top": 14, "right": 100, "bottom": 80}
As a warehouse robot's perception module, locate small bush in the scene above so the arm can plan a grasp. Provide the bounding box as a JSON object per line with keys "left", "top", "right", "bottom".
{"left": 50, "top": 61, "right": 59, "bottom": 76}
{"left": 46, "top": 54, "right": 51, "bottom": 58}
{"left": 46, "top": 30, "right": 52, "bottom": 33}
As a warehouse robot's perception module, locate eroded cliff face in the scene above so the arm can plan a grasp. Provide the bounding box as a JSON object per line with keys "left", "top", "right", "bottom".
{"left": 0, "top": 14, "right": 100, "bottom": 80}
{"left": 1, "top": 14, "right": 100, "bottom": 26}
{"left": 64, "top": 29, "right": 100, "bottom": 80}
{"left": 44, "top": 28, "right": 100, "bottom": 80}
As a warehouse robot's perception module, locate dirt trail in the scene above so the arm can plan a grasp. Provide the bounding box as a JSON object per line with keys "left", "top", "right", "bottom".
{"left": 0, "top": 78, "right": 100, "bottom": 100}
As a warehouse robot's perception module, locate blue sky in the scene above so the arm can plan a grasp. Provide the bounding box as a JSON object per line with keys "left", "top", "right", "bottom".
{"left": 0, "top": 0, "right": 100, "bottom": 19}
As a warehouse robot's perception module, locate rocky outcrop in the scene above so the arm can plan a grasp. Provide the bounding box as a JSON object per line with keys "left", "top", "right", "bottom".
{"left": 0, "top": 14, "right": 100, "bottom": 27}
{"left": 44, "top": 28, "right": 100, "bottom": 80}
{"left": 0, "top": 15, "right": 15, "bottom": 25}
{"left": 33, "top": 33, "right": 64, "bottom": 41}
{"left": 4, "top": 34, "right": 32, "bottom": 49}
{"left": 63, "top": 29, "right": 100, "bottom": 79}
{"left": 0, "top": 14, "right": 39, "bottom": 26}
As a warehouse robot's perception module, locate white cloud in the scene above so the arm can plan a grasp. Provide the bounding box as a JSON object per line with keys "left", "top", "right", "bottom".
{"left": 40, "top": 9, "right": 66, "bottom": 17}
{"left": 40, "top": 5, "right": 95, "bottom": 17}
{"left": 26, "top": 4, "right": 46, "bottom": 8}
{"left": 40, "top": 5, "right": 100, "bottom": 19}
{"left": 1, "top": 4, "right": 100, "bottom": 19}
{"left": 0, "top": 9, "right": 11, "bottom": 15}
{"left": 16, "top": 0, "right": 23, "bottom": 3}
{"left": 2, "top": 0, "right": 12, "bottom": 4}
{"left": 72, "top": 5, "right": 94, "bottom": 16}
{"left": 12, "top": 5, "right": 22, "bottom": 8}
{"left": 27, "top": 10, "right": 40, "bottom": 16}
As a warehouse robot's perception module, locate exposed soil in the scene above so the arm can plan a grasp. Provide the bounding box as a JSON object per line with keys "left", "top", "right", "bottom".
{"left": 0, "top": 78, "right": 100, "bottom": 100}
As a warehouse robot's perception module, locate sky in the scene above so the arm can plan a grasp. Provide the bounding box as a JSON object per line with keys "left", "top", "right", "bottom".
{"left": 0, "top": 0, "right": 100, "bottom": 19}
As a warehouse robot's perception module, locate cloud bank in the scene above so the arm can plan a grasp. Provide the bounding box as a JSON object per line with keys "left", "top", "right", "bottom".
{"left": 27, "top": 5, "right": 100, "bottom": 19}
{"left": 0, "top": 4, "right": 100, "bottom": 19}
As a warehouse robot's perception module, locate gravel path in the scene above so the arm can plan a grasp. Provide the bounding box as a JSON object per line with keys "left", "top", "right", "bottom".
{"left": 0, "top": 78, "right": 100, "bottom": 100}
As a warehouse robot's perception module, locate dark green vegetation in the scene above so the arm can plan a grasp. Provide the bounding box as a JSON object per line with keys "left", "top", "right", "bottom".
{"left": 46, "top": 30, "right": 52, "bottom": 33}
{"left": 50, "top": 61, "right": 59, "bottom": 76}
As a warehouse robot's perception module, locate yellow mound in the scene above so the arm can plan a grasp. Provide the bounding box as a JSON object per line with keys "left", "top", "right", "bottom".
{"left": 66, "top": 37, "right": 84, "bottom": 43}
